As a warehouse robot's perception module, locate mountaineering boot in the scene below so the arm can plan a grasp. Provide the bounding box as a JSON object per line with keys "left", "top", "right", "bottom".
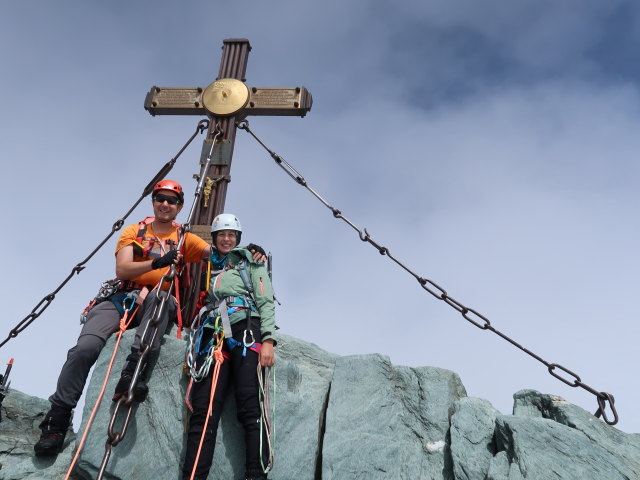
{"left": 243, "top": 468, "right": 267, "bottom": 480}
{"left": 34, "top": 404, "right": 72, "bottom": 456}
{"left": 112, "top": 363, "right": 149, "bottom": 402}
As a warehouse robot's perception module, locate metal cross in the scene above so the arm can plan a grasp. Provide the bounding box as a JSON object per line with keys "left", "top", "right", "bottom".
{"left": 143, "top": 38, "right": 312, "bottom": 321}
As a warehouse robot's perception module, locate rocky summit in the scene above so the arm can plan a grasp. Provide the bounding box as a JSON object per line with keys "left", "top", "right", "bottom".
{"left": 1, "top": 331, "right": 638, "bottom": 479}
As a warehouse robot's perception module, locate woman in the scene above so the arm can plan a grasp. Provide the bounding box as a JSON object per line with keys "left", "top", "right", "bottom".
{"left": 183, "top": 213, "right": 276, "bottom": 480}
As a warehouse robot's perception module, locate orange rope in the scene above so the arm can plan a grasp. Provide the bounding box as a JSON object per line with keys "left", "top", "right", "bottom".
{"left": 64, "top": 305, "right": 138, "bottom": 480}
{"left": 189, "top": 344, "right": 225, "bottom": 480}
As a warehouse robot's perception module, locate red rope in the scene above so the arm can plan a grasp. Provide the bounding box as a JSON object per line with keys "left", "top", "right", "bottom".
{"left": 174, "top": 274, "right": 182, "bottom": 339}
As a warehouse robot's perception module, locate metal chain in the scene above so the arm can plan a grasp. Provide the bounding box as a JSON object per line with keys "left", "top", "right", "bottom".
{"left": 97, "top": 125, "right": 223, "bottom": 478}
{"left": 0, "top": 119, "right": 210, "bottom": 351}
{"left": 237, "top": 120, "right": 619, "bottom": 426}
{"left": 98, "top": 285, "right": 173, "bottom": 479}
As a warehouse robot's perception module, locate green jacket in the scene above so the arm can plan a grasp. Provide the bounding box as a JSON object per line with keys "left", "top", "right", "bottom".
{"left": 206, "top": 247, "right": 276, "bottom": 343}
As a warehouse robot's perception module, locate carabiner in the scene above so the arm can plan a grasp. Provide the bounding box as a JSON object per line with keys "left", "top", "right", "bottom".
{"left": 243, "top": 329, "right": 256, "bottom": 349}
{"left": 122, "top": 291, "right": 138, "bottom": 312}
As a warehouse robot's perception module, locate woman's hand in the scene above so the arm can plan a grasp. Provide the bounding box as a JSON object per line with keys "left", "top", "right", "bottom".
{"left": 259, "top": 339, "right": 276, "bottom": 367}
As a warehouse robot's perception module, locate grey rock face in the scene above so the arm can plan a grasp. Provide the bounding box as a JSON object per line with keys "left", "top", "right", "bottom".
{"left": 451, "top": 389, "right": 640, "bottom": 480}
{"left": 450, "top": 397, "right": 500, "bottom": 480}
{"left": 0, "top": 389, "right": 77, "bottom": 480}
{"left": 322, "top": 354, "right": 466, "bottom": 480}
{"left": 1, "top": 334, "right": 638, "bottom": 480}
{"left": 495, "top": 390, "right": 640, "bottom": 480}
{"left": 77, "top": 330, "right": 340, "bottom": 480}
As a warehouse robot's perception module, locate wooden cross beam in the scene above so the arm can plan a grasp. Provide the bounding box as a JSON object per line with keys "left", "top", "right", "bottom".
{"left": 144, "top": 38, "right": 312, "bottom": 322}
{"left": 144, "top": 38, "right": 312, "bottom": 232}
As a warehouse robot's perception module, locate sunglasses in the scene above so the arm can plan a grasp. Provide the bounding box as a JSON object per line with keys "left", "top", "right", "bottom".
{"left": 153, "top": 194, "right": 180, "bottom": 205}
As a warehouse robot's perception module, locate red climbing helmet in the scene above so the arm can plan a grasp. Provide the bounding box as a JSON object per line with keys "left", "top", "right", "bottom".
{"left": 153, "top": 179, "right": 184, "bottom": 204}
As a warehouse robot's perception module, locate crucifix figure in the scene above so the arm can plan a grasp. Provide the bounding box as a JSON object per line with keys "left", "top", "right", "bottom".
{"left": 143, "top": 38, "right": 312, "bottom": 321}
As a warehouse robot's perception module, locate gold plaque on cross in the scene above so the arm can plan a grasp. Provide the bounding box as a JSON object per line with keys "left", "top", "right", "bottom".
{"left": 201, "top": 78, "right": 250, "bottom": 116}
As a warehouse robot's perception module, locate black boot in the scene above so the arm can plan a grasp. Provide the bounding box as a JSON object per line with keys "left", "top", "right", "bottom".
{"left": 243, "top": 468, "right": 267, "bottom": 480}
{"left": 34, "top": 404, "right": 72, "bottom": 456}
{"left": 112, "top": 364, "right": 148, "bottom": 402}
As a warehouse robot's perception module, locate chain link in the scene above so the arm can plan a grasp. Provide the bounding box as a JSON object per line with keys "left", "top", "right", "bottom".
{"left": 0, "top": 119, "right": 209, "bottom": 351}
{"left": 237, "top": 120, "right": 619, "bottom": 426}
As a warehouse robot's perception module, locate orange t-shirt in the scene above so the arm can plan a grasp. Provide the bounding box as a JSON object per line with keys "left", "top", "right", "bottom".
{"left": 115, "top": 222, "right": 208, "bottom": 289}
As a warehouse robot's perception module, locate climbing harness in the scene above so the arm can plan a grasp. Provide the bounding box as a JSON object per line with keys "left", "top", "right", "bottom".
{"left": 238, "top": 119, "right": 620, "bottom": 426}
{"left": 95, "top": 123, "right": 223, "bottom": 480}
{"left": 65, "top": 295, "right": 140, "bottom": 480}
{"left": 1, "top": 119, "right": 210, "bottom": 351}
{"left": 80, "top": 279, "right": 123, "bottom": 324}
{"left": 186, "top": 286, "right": 260, "bottom": 382}
{"left": 0, "top": 358, "right": 14, "bottom": 423}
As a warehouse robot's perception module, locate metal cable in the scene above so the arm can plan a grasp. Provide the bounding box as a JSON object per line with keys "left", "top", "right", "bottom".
{"left": 0, "top": 119, "right": 210, "bottom": 351}
{"left": 237, "top": 119, "right": 619, "bottom": 426}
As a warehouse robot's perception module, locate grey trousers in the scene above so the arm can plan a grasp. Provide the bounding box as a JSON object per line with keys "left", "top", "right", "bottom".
{"left": 49, "top": 290, "right": 177, "bottom": 410}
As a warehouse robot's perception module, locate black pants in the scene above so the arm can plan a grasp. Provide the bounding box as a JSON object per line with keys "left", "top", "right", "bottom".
{"left": 182, "top": 321, "right": 268, "bottom": 480}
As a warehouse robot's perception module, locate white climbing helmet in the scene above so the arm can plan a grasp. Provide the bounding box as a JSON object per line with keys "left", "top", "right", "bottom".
{"left": 211, "top": 213, "right": 242, "bottom": 234}
{"left": 211, "top": 213, "right": 242, "bottom": 246}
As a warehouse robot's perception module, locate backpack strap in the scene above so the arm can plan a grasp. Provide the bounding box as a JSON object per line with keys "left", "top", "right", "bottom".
{"left": 236, "top": 259, "right": 257, "bottom": 306}
{"left": 132, "top": 217, "right": 183, "bottom": 259}
{"left": 133, "top": 217, "right": 155, "bottom": 259}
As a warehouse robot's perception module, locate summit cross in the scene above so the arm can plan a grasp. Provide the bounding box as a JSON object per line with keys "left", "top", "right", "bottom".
{"left": 143, "top": 38, "right": 312, "bottom": 320}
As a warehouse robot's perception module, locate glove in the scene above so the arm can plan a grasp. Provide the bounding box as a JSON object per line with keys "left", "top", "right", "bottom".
{"left": 246, "top": 243, "right": 266, "bottom": 257}
{"left": 151, "top": 249, "right": 178, "bottom": 269}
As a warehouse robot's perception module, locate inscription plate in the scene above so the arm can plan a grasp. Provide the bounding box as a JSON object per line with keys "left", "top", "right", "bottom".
{"left": 247, "top": 87, "right": 313, "bottom": 117}
{"left": 252, "top": 89, "right": 297, "bottom": 105}
{"left": 144, "top": 87, "right": 205, "bottom": 116}
{"left": 200, "top": 139, "right": 232, "bottom": 166}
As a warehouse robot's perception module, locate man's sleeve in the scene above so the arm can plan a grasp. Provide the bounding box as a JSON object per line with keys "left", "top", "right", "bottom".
{"left": 115, "top": 224, "right": 138, "bottom": 254}
{"left": 183, "top": 232, "right": 210, "bottom": 263}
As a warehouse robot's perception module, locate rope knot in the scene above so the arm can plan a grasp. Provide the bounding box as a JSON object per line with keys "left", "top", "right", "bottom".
{"left": 214, "top": 348, "right": 224, "bottom": 364}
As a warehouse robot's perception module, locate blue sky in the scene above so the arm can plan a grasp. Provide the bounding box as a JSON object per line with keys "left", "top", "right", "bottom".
{"left": 2, "top": 1, "right": 639, "bottom": 434}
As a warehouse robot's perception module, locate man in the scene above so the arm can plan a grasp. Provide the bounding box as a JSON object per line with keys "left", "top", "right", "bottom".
{"left": 34, "top": 180, "right": 264, "bottom": 456}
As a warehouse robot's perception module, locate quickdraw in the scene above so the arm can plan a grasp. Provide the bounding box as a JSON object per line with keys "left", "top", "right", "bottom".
{"left": 186, "top": 314, "right": 226, "bottom": 382}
